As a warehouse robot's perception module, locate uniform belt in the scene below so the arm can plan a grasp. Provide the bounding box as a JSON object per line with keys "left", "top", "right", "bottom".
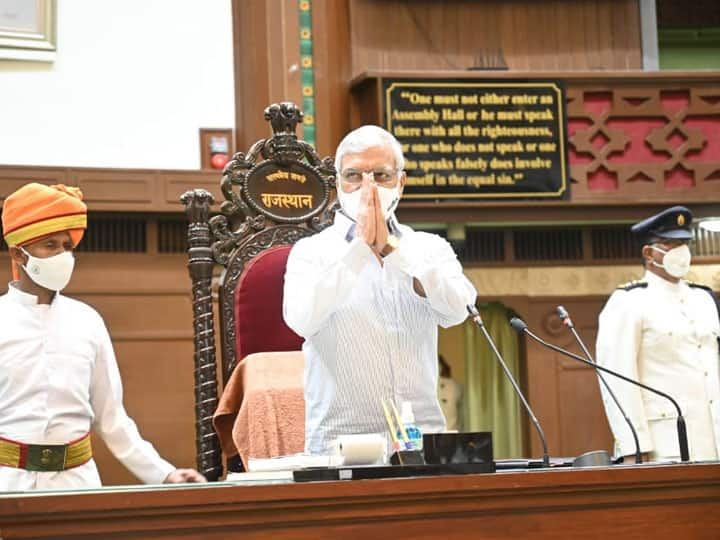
{"left": 0, "top": 433, "right": 92, "bottom": 472}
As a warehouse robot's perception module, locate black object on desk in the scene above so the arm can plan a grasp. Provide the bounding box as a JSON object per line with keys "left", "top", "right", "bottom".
{"left": 294, "top": 432, "right": 496, "bottom": 482}
{"left": 494, "top": 457, "right": 575, "bottom": 470}
{"left": 390, "top": 450, "right": 426, "bottom": 465}
{"left": 293, "top": 462, "right": 496, "bottom": 482}
{"left": 423, "top": 432, "right": 493, "bottom": 465}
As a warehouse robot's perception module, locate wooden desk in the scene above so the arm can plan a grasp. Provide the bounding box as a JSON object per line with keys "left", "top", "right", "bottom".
{"left": 2, "top": 463, "right": 720, "bottom": 539}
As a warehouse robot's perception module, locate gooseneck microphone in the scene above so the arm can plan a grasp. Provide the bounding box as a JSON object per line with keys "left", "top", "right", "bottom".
{"left": 556, "top": 306, "right": 642, "bottom": 464}
{"left": 467, "top": 305, "right": 550, "bottom": 467}
{"left": 509, "top": 316, "right": 690, "bottom": 463}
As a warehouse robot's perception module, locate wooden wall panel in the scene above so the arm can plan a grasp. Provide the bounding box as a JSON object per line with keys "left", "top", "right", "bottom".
{"left": 525, "top": 297, "right": 614, "bottom": 459}
{"left": 0, "top": 166, "right": 221, "bottom": 212}
{"left": 231, "top": 0, "right": 642, "bottom": 163}
{"left": 312, "top": 0, "right": 352, "bottom": 157}
{"left": 232, "top": 0, "right": 304, "bottom": 152}
{"left": 90, "top": 338, "right": 196, "bottom": 486}
{"left": 232, "top": 0, "right": 270, "bottom": 152}
{"left": 74, "top": 171, "right": 154, "bottom": 205}
{"left": 160, "top": 173, "right": 223, "bottom": 209}
{"left": 107, "top": 340, "right": 196, "bottom": 485}
{"left": 347, "top": 0, "right": 642, "bottom": 76}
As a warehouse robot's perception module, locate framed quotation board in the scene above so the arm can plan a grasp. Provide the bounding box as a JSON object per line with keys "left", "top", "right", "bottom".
{"left": 382, "top": 79, "right": 569, "bottom": 201}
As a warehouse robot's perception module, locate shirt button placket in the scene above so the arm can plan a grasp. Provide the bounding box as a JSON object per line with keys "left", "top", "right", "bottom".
{"left": 389, "top": 283, "right": 403, "bottom": 406}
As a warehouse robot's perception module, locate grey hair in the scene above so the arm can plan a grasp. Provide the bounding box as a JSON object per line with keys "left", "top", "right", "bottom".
{"left": 334, "top": 125, "right": 405, "bottom": 174}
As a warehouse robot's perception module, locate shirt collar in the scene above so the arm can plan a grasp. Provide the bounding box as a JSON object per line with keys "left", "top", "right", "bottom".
{"left": 6, "top": 282, "right": 61, "bottom": 306}
{"left": 7, "top": 282, "right": 41, "bottom": 305}
{"left": 332, "top": 211, "right": 403, "bottom": 243}
{"left": 643, "top": 269, "right": 687, "bottom": 293}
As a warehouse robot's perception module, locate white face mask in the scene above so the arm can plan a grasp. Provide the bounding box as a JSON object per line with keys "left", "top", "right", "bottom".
{"left": 337, "top": 184, "right": 401, "bottom": 222}
{"left": 20, "top": 248, "right": 75, "bottom": 291}
{"left": 651, "top": 244, "right": 691, "bottom": 278}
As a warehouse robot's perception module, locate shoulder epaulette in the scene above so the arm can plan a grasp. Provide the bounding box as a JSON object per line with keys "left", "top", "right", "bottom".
{"left": 687, "top": 281, "right": 720, "bottom": 319}
{"left": 687, "top": 281, "right": 714, "bottom": 294}
{"left": 616, "top": 280, "right": 648, "bottom": 291}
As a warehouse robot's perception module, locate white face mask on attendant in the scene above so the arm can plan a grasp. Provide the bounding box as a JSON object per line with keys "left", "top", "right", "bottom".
{"left": 651, "top": 244, "right": 692, "bottom": 278}
{"left": 20, "top": 248, "right": 75, "bottom": 291}
{"left": 337, "top": 184, "right": 401, "bottom": 222}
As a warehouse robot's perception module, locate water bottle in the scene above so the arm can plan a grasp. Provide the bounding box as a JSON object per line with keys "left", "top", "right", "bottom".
{"left": 397, "top": 401, "right": 423, "bottom": 451}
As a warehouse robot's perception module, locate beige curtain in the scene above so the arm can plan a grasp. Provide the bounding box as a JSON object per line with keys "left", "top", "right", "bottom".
{"left": 463, "top": 302, "right": 524, "bottom": 458}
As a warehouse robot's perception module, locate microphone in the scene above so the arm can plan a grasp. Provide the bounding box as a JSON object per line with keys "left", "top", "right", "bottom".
{"left": 467, "top": 305, "right": 550, "bottom": 468}
{"left": 556, "top": 306, "right": 642, "bottom": 464}
{"left": 509, "top": 316, "right": 690, "bottom": 463}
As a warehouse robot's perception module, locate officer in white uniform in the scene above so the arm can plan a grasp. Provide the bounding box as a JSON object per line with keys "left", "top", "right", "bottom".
{"left": 596, "top": 206, "right": 720, "bottom": 463}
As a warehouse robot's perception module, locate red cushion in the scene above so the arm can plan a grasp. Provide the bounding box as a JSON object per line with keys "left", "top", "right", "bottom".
{"left": 234, "top": 245, "right": 303, "bottom": 360}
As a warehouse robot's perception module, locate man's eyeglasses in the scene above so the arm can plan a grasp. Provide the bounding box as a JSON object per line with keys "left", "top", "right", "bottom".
{"left": 340, "top": 168, "right": 398, "bottom": 186}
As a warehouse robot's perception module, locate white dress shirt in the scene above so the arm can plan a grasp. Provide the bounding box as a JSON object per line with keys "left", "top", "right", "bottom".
{"left": 0, "top": 284, "right": 175, "bottom": 491}
{"left": 596, "top": 271, "right": 720, "bottom": 461}
{"left": 283, "top": 212, "right": 477, "bottom": 454}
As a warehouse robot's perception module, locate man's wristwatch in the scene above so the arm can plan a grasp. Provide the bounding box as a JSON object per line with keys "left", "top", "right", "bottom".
{"left": 379, "top": 234, "right": 400, "bottom": 257}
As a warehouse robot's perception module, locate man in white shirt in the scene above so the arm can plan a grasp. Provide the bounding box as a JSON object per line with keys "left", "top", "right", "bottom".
{"left": 596, "top": 206, "right": 720, "bottom": 463}
{"left": 0, "top": 182, "right": 205, "bottom": 490}
{"left": 283, "top": 125, "right": 477, "bottom": 454}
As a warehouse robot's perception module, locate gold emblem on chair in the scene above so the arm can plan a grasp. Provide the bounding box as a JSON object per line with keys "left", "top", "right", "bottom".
{"left": 678, "top": 214, "right": 685, "bottom": 226}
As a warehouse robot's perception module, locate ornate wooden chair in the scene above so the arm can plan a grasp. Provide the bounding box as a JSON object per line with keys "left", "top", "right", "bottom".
{"left": 181, "top": 103, "right": 336, "bottom": 480}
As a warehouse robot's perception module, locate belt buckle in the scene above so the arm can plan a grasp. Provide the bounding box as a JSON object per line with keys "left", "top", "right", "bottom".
{"left": 26, "top": 443, "right": 68, "bottom": 472}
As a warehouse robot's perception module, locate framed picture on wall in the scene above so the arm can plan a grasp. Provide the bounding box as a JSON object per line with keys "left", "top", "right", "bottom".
{"left": 0, "top": 0, "right": 56, "bottom": 61}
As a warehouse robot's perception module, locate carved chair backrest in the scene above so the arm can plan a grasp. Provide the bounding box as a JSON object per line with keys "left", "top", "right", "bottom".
{"left": 182, "top": 103, "right": 336, "bottom": 479}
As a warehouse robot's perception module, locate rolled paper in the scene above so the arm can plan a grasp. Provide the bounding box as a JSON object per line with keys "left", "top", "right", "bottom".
{"left": 336, "top": 434, "right": 387, "bottom": 466}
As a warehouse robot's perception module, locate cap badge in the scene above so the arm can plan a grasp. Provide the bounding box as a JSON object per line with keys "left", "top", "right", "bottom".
{"left": 677, "top": 214, "right": 685, "bottom": 226}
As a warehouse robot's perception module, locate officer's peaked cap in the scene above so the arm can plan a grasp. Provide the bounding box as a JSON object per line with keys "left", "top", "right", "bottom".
{"left": 630, "top": 205, "right": 693, "bottom": 242}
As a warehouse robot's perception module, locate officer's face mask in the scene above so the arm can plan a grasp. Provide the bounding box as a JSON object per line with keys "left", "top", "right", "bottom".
{"left": 19, "top": 247, "right": 75, "bottom": 291}
{"left": 650, "top": 244, "right": 692, "bottom": 278}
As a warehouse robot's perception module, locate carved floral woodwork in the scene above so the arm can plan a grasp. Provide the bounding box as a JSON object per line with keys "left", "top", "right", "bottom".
{"left": 566, "top": 79, "right": 720, "bottom": 201}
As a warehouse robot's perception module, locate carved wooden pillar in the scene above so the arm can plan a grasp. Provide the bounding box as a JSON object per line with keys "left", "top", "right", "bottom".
{"left": 180, "top": 189, "right": 223, "bottom": 481}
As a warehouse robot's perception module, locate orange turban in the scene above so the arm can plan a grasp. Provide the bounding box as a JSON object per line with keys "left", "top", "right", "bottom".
{"left": 2, "top": 183, "right": 87, "bottom": 279}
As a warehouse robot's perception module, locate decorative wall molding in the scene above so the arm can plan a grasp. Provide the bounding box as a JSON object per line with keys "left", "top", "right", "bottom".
{"left": 0, "top": 166, "right": 220, "bottom": 212}
{"left": 467, "top": 263, "right": 720, "bottom": 297}
{"left": 567, "top": 84, "right": 720, "bottom": 200}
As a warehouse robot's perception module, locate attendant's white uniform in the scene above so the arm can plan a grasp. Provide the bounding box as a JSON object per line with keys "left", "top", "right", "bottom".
{"left": 596, "top": 271, "right": 720, "bottom": 461}
{"left": 0, "top": 284, "right": 175, "bottom": 491}
{"left": 284, "top": 212, "right": 477, "bottom": 454}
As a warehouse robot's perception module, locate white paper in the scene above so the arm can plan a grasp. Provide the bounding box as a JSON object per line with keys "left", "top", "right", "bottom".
{"left": 247, "top": 453, "right": 342, "bottom": 472}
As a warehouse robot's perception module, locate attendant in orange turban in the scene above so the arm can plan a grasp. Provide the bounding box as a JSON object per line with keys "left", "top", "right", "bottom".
{"left": 0, "top": 183, "right": 205, "bottom": 490}
{"left": 3, "top": 183, "right": 87, "bottom": 301}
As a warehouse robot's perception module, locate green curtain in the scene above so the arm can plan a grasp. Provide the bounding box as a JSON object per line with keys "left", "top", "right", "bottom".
{"left": 463, "top": 302, "right": 524, "bottom": 458}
